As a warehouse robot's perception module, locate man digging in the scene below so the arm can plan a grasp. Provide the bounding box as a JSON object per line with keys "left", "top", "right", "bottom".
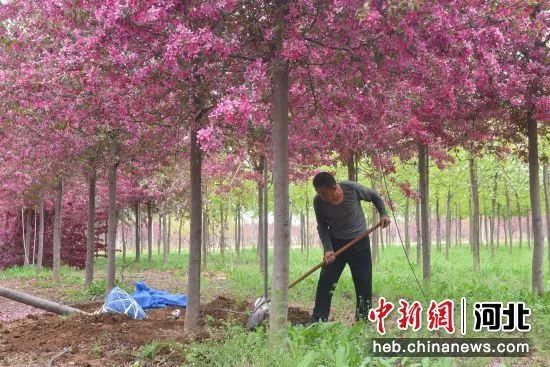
{"left": 309, "top": 172, "right": 391, "bottom": 324}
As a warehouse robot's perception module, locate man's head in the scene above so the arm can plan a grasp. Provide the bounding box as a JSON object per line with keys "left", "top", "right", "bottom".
{"left": 313, "top": 172, "right": 339, "bottom": 203}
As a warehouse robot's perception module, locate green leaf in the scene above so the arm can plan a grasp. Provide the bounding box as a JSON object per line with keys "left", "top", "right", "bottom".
{"left": 297, "top": 351, "right": 317, "bottom": 367}
{"left": 334, "top": 345, "right": 349, "bottom": 367}
{"left": 358, "top": 356, "right": 372, "bottom": 367}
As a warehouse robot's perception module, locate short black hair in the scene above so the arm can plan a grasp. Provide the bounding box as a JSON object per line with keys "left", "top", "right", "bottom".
{"left": 313, "top": 172, "right": 337, "bottom": 189}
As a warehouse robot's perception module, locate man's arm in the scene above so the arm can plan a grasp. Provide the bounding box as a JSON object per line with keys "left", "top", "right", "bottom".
{"left": 313, "top": 196, "right": 333, "bottom": 252}
{"left": 352, "top": 181, "right": 388, "bottom": 217}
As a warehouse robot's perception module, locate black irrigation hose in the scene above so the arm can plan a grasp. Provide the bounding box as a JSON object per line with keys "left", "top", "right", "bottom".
{"left": 361, "top": 162, "right": 429, "bottom": 304}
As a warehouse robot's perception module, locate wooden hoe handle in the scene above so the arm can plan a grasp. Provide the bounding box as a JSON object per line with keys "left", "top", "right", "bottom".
{"left": 288, "top": 221, "right": 382, "bottom": 289}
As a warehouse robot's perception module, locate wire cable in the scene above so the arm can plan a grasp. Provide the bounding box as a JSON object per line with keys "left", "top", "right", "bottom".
{"left": 360, "top": 160, "right": 430, "bottom": 304}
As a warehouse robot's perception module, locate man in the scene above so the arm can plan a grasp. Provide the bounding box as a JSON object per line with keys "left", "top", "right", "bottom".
{"left": 309, "top": 171, "right": 391, "bottom": 323}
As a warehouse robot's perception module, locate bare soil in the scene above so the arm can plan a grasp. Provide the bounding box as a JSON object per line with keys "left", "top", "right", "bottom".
{"left": 0, "top": 296, "right": 311, "bottom": 367}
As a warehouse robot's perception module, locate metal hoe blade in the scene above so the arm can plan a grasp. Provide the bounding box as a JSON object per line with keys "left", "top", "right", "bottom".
{"left": 245, "top": 224, "right": 382, "bottom": 331}
{"left": 245, "top": 296, "right": 270, "bottom": 330}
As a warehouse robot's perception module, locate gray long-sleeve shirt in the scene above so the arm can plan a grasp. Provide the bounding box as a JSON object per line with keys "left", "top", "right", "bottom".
{"left": 314, "top": 180, "right": 387, "bottom": 252}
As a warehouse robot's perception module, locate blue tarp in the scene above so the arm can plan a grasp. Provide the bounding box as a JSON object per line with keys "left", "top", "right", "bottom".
{"left": 101, "top": 287, "right": 146, "bottom": 320}
{"left": 131, "top": 281, "right": 187, "bottom": 309}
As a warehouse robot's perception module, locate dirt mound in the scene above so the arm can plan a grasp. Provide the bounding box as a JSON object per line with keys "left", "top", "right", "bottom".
{"left": 0, "top": 297, "right": 240, "bottom": 367}
{"left": 288, "top": 307, "right": 311, "bottom": 325}
{"left": 201, "top": 295, "right": 249, "bottom": 327}
{"left": 0, "top": 296, "right": 312, "bottom": 366}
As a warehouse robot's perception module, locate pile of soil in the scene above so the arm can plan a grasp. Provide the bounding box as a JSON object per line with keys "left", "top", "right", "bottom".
{"left": 288, "top": 307, "right": 311, "bottom": 325}
{"left": 0, "top": 296, "right": 311, "bottom": 367}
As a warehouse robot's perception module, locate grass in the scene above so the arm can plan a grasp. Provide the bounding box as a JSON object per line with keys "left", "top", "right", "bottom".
{"left": 0, "top": 264, "right": 81, "bottom": 281}
{"left": 183, "top": 322, "right": 458, "bottom": 367}
{"left": 1, "top": 242, "right": 549, "bottom": 366}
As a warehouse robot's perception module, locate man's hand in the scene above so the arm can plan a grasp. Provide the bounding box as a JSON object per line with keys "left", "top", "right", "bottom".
{"left": 381, "top": 216, "right": 391, "bottom": 228}
{"left": 324, "top": 251, "right": 336, "bottom": 265}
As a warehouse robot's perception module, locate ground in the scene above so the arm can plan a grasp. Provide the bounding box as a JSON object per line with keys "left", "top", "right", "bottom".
{"left": 0, "top": 268, "right": 309, "bottom": 367}
{"left": 0, "top": 246, "right": 549, "bottom": 367}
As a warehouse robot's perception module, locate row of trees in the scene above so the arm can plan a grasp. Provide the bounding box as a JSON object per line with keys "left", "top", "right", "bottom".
{"left": 13, "top": 147, "right": 548, "bottom": 281}
{"left": 110, "top": 152, "right": 550, "bottom": 260}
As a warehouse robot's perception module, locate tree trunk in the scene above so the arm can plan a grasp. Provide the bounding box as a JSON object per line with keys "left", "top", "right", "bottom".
{"left": 372, "top": 205, "right": 379, "bottom": 264}
{"left": 527, "top": 210, "right": 531, "bottom": 249}
{"left": 139, "top": 214, "right": 147, "bottom": 257}
{"left": 468, "top": 193, "right": 473, "bottom": 251}
{"left": 263, "top": 160, "right": 268, "bottom": 262}
{"left": 300, "top": 211, "right": 304, "bottom": 254}
{"left": 484, "top": 210, "right": 489, "bottom": 248}
{"left": 490, "top": 172, "right": 498, "bottom": 257}
{"left": 455, "top": 205, "right": 459, "bottom": 247}
{"left": 121, "top": 209, "right": 126, "bottom": 263}
{"left": 458, "top": 208, "right": 462, "bottom": 246}
{"left": 185, "top": 121, "right": 203, "bottom": 332}
{"left": 270, "top": 1, "right": 291, "bottom": 338}
{"left": 237, "top": 203, "right": 242, "bottom": 254}
{"left": 305, "top": 195, "right": 310, "bottom": 260}
{"left": 157, "top": 213, "right": 161, "bottom": 255}
{"left": 0, "top": 287, "right": 88, "bottom": 316}
{"left": 135, "top": 202, "right": 140, "bottom": 261}
{"left": 202, "top": 210, "right": 208, "bottom": 268}
{"left": 505, "top": 187, "right": 512, "bottom": 253}
{"left": 220, "top": 203, "right": 225, "bottom": 258}
{"left": 480, "top": 210, "right": 484, "bottom": 248}
{"left": 52, "top": 180, "right": 63, "bottom": 282}
{"left": 234, "top": 206, "right": 238, "bottom": 252}
{"left": 167, "top": 215, "right": 171, "bottom": 254}
{"left": 163, "top": 213, "right": 168, "bottom": 264}
{"left": 436, "top": 195, "right": 441, "bottom": 253}
{"left": 32, "top": 210, "right": 37, "bottom": 264}
{"left": 25, "top": 209, "right": 32, "bottom": 265}
{"left": 380, "top": 186, "right": 385, "bottom": 250}
{"left": 418, "top": 143, "right": 430, "bottom": 284}
{"left": 257, "top": 180, "right": 264, "bottom": 264}
{"left": 544, "top": 163, "right": 550, "bottom": 270}
{"left": 37, "top": 192, "right": 44, "bottom": 271}
{"left": 147, "top": 201, "right": 153, "bottom": 264}
{"left": 262, "top": 171, "right": 269, "bottom": 299}
{"left": 289, "top": 211, "right": 293, "bottom": 247}
{"left": 104, "top": 218, "right": 108, "bottom": 249}
{"left": 382, "top": 223, "right": 386, "bottom": 248}
{"left": 106, "top": 161, "right": 118, "bottom": 293}
{"left": 347, "top": 154, "right": 356, "bottom": 181}
{"left": 527, "top": 116, "right": 544, "bottom": 295}
{"left": 416, "top": 197, "right": 421, "bottom": 265}
{"left": 502, "top": 201, "right": 512, "bottom": 252}
{"left": 371, "top": 179, "right": 379, "bottom": 263}
{"left": 178, "top": 214, "right": 183, "bottom": 254}
{"left": 21, "top": 209, "right": 28, "bottom": 265}
{"left": 85, "top": 171, "right": 96, "bottom": 287}
{"left": 470, "top": 157, "right": 480, "bottom": 272}
{"left": 404, "top": 196, "right": 410, "bottom": 256}
{"left": 445, "top": 190, "right": 452, "bottom": 261}
{"left": 515, "top": 193, "right": 523, "bottom": 249}
{"left": 234, "top": 204, "right": 241, "bottom": 254}
{"left": 497, "top": 204, "right": 501, "bottom": 248}
{"left": 239, "top": 206, "right": 243, "bottom": 251}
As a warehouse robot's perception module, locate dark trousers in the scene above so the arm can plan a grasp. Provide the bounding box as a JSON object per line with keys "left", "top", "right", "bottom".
{"left": 311, "top": 236, "right": 372, "bottom": 322}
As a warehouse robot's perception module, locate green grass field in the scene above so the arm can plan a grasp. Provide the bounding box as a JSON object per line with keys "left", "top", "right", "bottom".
{"left": 1, "top": 242, "right": 549, "bottom": 366}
